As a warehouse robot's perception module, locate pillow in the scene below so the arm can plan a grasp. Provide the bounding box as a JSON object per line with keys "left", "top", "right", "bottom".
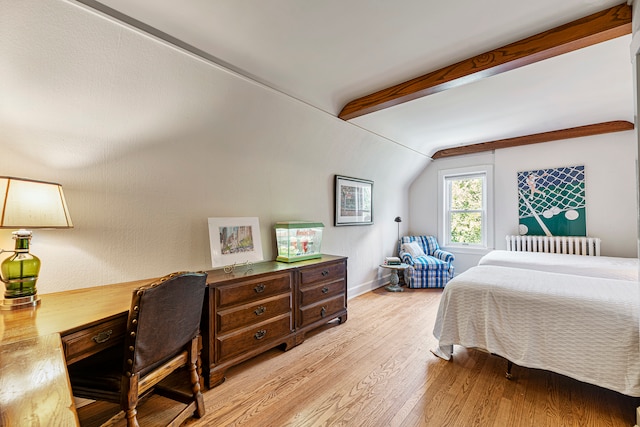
{"left": 401, "top": 241, "right": 425, "bottom": 258}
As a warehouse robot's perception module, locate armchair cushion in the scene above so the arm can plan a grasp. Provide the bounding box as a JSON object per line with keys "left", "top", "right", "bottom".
{"left": 411, "top": 254, "right": 450, "bottom": 270}
{"left": 401, "top": 241, "right": 425, "bottom": 258}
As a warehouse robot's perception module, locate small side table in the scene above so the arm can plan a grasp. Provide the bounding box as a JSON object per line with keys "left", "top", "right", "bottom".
{"left": 379, "top": 263, "right": 409, "bottom": 292}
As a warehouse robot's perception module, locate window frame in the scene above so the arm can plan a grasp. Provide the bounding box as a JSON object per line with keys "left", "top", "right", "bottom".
{"left": 438, "top": 165, "right": 494, "bottom": 251}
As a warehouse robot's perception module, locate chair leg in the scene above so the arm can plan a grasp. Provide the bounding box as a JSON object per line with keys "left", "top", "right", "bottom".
{"left": 125, "top": 409, "right": 139, "bottom": 427}
{"left": 188, "top": 337, "right": 206, "bottom": 418}
{"left": 124, "top": 374, "right": 140, "bottom": 427}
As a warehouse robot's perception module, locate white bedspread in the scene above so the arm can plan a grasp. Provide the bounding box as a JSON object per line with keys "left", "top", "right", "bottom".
{"left": 433, "top": 265, "right": 640, "bottom": 396}
{"left": 478, "top": 250, "right": 638, "bottom": 281}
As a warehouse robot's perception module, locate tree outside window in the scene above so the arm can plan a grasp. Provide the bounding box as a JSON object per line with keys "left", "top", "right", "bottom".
{"left": 446, "top": 174, "right": 485, "bottom": 246}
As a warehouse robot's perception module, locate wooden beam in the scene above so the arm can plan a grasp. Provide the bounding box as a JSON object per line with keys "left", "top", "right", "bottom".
{"left": 338, "top": 4, "right": 632, "bottom": 121}
{"left": 431, "top": 120, "right": 634, "bottom": 159}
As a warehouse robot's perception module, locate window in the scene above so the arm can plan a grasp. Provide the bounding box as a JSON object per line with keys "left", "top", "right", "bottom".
{"left": 446, "top": 174, "right": 484, "bottom": 245}
{"left": 438, "top": 166, "right": 493, "bottom": 249}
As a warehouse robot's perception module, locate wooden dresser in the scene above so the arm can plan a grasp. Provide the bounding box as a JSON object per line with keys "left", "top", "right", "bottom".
{"left": 202, "top": 255, "right": 347, "bottom": 387}
{"left": 296, "top": 258, "right": 348, "bottom": 340}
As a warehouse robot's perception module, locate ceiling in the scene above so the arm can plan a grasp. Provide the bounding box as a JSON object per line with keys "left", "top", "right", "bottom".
{"left": 83, "top": 0, "right": 634, "bottom": 158}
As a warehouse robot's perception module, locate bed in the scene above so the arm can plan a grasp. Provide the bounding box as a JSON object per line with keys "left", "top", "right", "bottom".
{"left": 478, "top": 249, "right": 638, "bottom": 281}
{"left": 432, "top": 250, "right": 640, "bottom": 397}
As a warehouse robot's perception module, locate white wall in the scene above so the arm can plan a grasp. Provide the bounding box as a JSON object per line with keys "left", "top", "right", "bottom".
{"left": 0, "top": 0, "right": 426, "bottom": 296}
{"left": 409, "top": 131, "right": 638, "bottom": 274}
{"left": 633, "top": 0, "right": 640, "bottom": 43}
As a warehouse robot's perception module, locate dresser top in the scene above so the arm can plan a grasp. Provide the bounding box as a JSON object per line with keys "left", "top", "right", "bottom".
{"left": 205, "top": 254, "right": 346, "bottom": 285}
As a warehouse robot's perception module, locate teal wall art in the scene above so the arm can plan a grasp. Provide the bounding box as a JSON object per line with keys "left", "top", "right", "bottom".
{"left": 517, "top": 165, "right": 586, "bottom": 236}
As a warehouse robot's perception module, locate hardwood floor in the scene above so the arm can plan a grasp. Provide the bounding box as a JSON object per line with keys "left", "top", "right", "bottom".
{"left": 77, "top": 286, "right": 640, "bottom": 426}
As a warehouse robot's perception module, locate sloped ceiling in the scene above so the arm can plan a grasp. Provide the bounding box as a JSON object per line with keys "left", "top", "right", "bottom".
{"left": 57, "top": 0, "right": 640, "bottom": 157}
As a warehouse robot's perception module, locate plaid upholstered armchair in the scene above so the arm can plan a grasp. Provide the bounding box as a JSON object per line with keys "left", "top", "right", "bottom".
{"left": 398, "top": 235, "right": 455, "bottom": 288}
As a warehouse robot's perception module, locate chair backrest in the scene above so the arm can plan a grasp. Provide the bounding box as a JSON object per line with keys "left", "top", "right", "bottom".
{"left": 399, "top": 235, "right": 440, "bottom": 256}
{"left": 124, "top": 271, "right": 207, "bottom": 376}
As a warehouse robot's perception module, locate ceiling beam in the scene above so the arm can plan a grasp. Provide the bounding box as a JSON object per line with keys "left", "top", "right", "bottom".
{"left": 430, "top": 120, "right": 634, "bottom": 159}
{"left": 338, "top": 3, "right": 632, "bottom": 121}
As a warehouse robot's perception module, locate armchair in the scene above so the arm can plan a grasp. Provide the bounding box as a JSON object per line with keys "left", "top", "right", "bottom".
{"left": 398, "top": 235, "right": 454, "bottom": 288}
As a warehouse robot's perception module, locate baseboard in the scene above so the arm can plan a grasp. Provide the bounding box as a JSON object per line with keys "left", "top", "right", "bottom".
{"left": 348, "top": 274, "right": 390, "bottom": 299}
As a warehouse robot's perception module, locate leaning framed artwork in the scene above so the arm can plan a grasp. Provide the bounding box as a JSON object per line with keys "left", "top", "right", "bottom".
{"left": 334, "top": 175, "right": 373, "bottom": 226}
{"left": 517, "top": 165, "right": 586, "bottom": 236}
{"left": 208, "top": 217, "right": 264, "bottom": 267}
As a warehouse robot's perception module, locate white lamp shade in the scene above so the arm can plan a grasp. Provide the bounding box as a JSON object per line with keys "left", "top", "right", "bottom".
{"left": 0, "top": 177, "right": 73, "bottom": 229}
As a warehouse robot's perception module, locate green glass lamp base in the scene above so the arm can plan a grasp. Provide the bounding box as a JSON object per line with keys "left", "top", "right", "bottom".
{"left": 0, "top": 294, "right": 40, "bottom": 311}
{"left": 1, "top": 230, "right": 42, "bottom": 310}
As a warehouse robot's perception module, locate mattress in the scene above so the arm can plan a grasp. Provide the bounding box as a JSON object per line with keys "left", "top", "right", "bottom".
{"left": 478, "top": 250, "right": 638, "bottom": 281}
{"left": 432, "top": 265, "right": 640, "bottom": 396}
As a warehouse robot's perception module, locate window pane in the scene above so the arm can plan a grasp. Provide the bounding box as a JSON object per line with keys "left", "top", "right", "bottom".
{"left": 450, "top": 177, "right": 483, "bottom": 210}
{"left": 440, "top": 166, "right": 492, "bottom": 249}
{"left": 449, "top": 212, "right": 482, "bottom": 244}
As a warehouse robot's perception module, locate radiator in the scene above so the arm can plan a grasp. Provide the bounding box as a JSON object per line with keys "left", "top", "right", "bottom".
{"left": 505, "top": 235, "right": 601, "bottom": 256}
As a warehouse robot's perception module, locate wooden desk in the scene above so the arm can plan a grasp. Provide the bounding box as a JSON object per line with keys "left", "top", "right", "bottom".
{"left": 0, "top": 278, "right": 152, "bottom": 427}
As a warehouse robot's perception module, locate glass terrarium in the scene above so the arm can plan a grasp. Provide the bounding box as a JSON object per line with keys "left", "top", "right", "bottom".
{"left": 274, "top": 221, "right": 324, "bottom": 262}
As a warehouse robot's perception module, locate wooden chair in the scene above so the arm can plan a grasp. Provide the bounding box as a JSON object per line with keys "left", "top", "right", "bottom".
{"left": 68, "top": 271, "right": 207, "bottom": 427}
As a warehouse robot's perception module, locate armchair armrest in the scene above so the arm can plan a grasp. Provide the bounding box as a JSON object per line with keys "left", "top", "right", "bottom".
{"left": 433, "top": 249, "right": 454, "bottom": 263}
{"left": 399, "top": 252, "right": 414, "bottom": 265}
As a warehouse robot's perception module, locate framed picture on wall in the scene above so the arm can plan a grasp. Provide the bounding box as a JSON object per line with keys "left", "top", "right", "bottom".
{"left": 208, "top": 217, "right": 264, "bottom": 267}
{"left": 516, "top": 165, "right": 586, "bottom": 236}
{"left": 334, "top": 175, "right": 373, "bottom": 226}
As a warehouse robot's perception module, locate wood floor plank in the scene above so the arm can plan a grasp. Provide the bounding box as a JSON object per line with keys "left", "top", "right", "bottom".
{"left": 79, "top": 287, "right": 639, "bottom": 427}
{"left": 462, "top": 355, "right": 510, "bottom": 426}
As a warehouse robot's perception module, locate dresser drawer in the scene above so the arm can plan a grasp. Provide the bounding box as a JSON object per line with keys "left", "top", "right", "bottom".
{"left": 217, "top": 313, "right": 292, "bottom": 362}
{"left": 217, "top": 293, "right": 291, "bottom": 334}
{"left": 299, "top": 262, "right": 346, "bottom": 286}
{"left": 217, "top": 273, "right": 291, "bottom": 308}
{"left": 299, "top": 279, "right": 345, "bottom": 307}
{"left": 62, "top": 315, "right": 127, "bottom": 364}
{"left": 298, "top": 295, "right": 345, "bottom": 328}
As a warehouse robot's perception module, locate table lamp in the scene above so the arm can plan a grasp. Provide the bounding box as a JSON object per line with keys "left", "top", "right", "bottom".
{"left": 0, "top": 176, "right": 73, "bottom": 310}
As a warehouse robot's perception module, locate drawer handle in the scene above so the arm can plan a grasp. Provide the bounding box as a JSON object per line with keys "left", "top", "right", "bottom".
{"left": 254, "top": 306, "right": 266, "bottom": 316}
{"left": 254, "top": 329, "right": 267, "bottom": 340}
{"left": 321, "top": 270, "right": 329, "bottom": 277}
{"left": 92, "top": 329, "right": 113, "bottom": 344}
{"left": 254, "top": 284, "right": 265, "bottom": 293}
{"left": 320, "top": 307, "right": 327, "bottom": 318}
{"left": 321, "top": 287, "right": 329, "bottom": 294}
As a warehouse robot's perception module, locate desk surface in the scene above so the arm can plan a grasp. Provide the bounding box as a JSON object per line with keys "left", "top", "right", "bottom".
{"left": 0, "top": 278, "right": 153, "bottom": 346}
{"left": 0, "top": 334, "right": 80, "bottom": 426}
